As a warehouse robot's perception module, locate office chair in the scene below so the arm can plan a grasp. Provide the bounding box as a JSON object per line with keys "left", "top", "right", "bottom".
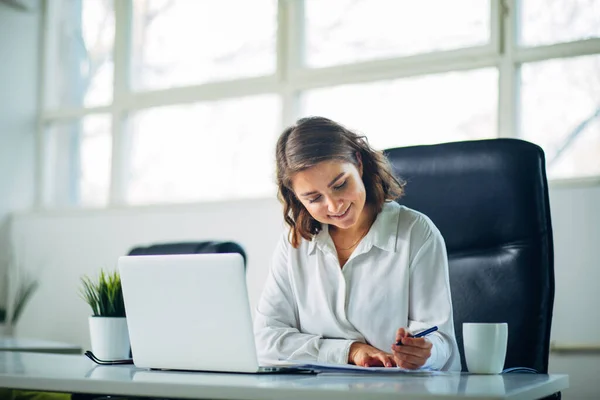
{"left": 127, "top": 241, "right": 247, "bottom": 269}
{"left": 385, "top": 139, "right": 558, "bottom": 398}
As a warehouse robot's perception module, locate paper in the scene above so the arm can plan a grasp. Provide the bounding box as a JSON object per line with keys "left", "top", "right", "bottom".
{"left": 272, "top": 360, "right": 437, "bottom": 374}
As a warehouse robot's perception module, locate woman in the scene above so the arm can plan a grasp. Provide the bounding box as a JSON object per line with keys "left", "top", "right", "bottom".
{"left": 254, "top": 116, "right": 461, "bottom": 371}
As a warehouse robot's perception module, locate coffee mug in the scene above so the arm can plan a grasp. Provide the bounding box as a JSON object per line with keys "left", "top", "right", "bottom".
{"left": 463, "top": 322, "right": 508, "bottom": 374}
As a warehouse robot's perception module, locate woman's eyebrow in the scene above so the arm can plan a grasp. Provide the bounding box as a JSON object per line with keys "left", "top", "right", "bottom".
{"left": 300, "top": 173, "right": 345, "bottom": 197}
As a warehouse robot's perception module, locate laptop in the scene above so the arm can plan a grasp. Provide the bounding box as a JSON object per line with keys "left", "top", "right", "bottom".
{"left": 118, "top": 253, "right": 312, "bottom": 374}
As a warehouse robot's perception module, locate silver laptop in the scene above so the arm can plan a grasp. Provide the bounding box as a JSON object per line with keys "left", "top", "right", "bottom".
{"left": 118, "top": 253, "right": 311, "bottom": 374}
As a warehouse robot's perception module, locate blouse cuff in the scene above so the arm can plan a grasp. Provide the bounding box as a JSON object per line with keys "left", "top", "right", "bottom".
{"left": 422, "top": 332, "right": 450, "bottom": 370}
{"left": 317, "top": 339, "right": 355, "bottom": 364}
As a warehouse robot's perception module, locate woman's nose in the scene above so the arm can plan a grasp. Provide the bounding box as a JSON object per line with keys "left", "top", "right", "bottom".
{"left": 326, "top": 195, "right": 343, "bottom": 213}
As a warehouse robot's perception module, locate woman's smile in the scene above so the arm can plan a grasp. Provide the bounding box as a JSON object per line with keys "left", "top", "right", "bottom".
{"left": 329, "top": 204, "right": 351, "bottom": 219}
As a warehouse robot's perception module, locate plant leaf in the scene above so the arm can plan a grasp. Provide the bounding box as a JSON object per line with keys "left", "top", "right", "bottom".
{"left": 11, "top": 280, "right": 39, "bottom": 324}
{"left": 79, "top": 269, "right": 125, "bottom": 317}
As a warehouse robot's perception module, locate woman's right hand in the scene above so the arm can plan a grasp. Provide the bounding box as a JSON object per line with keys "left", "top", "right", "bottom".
{"left": 348, "top": 342, "right": 396, "bottom": 367}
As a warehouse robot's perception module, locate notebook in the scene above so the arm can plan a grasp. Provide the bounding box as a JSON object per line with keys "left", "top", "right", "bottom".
{"left": 118, "top": 253, "right": 312, "bottom": 374}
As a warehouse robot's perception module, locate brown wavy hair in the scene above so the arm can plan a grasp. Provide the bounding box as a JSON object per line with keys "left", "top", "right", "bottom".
{"left": 276, "top": 116, "right": 405, "bottom": 248}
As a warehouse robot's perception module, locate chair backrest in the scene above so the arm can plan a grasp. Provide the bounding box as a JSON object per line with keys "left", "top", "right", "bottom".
{"left": 128, "top": 241, "right": 247, "bottom": 269}
{"left": 384, "top": 139, "right": 555, "bottom": 373}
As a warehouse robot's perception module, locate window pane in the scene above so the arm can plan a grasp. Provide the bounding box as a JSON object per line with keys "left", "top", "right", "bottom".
{"left": 46, "top": 115, "right": 112, "bottom": 207}
{"left": 51, "top": 0, "right": 114, "bottom": 107}
{"left": 132, "top": 0, "right": 277, "bottom": 90}
{"left": 302, "top": 69, "right": 498, "bottom": 150}
{"left": 520, "top": 56, "right": 600, "bottom": 179}
{"left": 520, "top": 0, "right": 600, "bottom": 46}
{"left": 127, "top": 95, "right": 280, "bottom": 204}
{"left": 304, "top": 0, "right": 490, "bottom": 68}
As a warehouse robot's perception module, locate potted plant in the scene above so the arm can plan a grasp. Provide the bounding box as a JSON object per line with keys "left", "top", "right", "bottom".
{"left": 80, "top": 269, "right": 130, "bottom": 360}
{"left": 0, "top": 256, "right": 38, "bottom": 337}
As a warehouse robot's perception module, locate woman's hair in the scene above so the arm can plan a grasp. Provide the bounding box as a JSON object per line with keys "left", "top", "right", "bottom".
{"left": 276, "top": 116, "right": 405, "bottom": 248}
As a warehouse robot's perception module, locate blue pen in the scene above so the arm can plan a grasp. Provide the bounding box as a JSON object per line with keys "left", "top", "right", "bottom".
{"left": 395, "top": 326, "right": 438, "bottom": 346}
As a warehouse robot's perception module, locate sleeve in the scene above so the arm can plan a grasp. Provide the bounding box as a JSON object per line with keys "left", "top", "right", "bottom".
{"left": 407, "top": 224, "right": 460, "bottom": 371}
{"left": 253, "top": 234, "right": 355, "bottom": 364}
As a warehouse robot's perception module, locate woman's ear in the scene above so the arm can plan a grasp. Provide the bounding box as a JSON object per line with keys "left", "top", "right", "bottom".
{"left": 356, "top": 152, "right": 363, "bottom": 177}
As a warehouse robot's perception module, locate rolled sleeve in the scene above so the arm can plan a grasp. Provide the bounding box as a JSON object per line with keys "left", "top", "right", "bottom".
{"left": 317, "top": 339, "right": 355, "bottom": 364}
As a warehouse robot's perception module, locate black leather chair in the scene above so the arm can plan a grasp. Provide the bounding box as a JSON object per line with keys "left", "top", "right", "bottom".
{"left": 128, "top": 241, "right": 247, "bottom": 269}
{"left": 384, "top": 139, "right": 555, "bottom": 376}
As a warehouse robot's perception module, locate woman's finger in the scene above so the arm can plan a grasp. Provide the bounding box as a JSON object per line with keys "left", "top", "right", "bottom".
{"left": 395, "top": 327, "right": 408, "bottom": 343}
{"left": 393, "top": 351, "right": 424, "bottom": 365}
{"left": 379, "top": 353, "right": 396, "bottom": 368}
{"left": 374, "top": 354, "right": 390, "bottom": 368}
{"left": 387, "top": 354, "right": 398, "bottom": 367}
{"left": 368, "top": 353, "right": 388, "bottom": 367}
{"left": 359, "top": 355, "right": 373, "bottom": 367}
{"left": 361, "top": 354, "right": 377, "bottom": 367}
{"left": 401, "top": 337, "right": 432, "bottom": 349}
{"left": 391, "top": 344, "right": 427, "bottom": 357}
{"left": 356, "top": 356, "right": 369, "bottom": 367}
{"left": 397, "top": 359, "right": 421, "bottom": 370}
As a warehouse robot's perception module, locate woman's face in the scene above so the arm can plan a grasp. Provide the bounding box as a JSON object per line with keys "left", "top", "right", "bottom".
{"left": 291, "top": 159, "right": 367, "bottom": 230}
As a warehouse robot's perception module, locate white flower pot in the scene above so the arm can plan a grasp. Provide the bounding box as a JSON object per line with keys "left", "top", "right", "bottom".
{"left": 89, "top": 316, "right": 130, "bottom": 360}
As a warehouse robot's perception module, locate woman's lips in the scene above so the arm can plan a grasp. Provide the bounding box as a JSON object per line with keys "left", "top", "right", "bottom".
{"left": 329, "top": 204, "right": 351, "bottom": 219}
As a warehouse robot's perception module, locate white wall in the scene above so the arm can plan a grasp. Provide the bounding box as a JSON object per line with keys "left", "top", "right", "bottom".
{"left": 547, "top": 183, "right": 600, "bottom": 399}
{"left": 0, "top": 1, "right": 39, "bottom": 311}
{"left": 549, "top": 183, "right": 600, "bottom": 345}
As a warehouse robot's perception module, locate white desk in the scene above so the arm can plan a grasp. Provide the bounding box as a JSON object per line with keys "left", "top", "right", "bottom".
{"left": 0, "top": 338, "right": 81, "bottom": 355}
{"left": 0, "top": 352, "right": 568, "bottom": 400}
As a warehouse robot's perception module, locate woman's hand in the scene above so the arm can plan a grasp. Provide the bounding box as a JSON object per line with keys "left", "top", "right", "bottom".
{"left": 348, "top": 342, "right": 396, "bottom": 367}
{"left": 391, "top": 328, "right": 432, "bottom": 369}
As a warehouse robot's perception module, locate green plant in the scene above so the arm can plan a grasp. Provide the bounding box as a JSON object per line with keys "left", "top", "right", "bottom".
{"left": 79, "top": 270, "right": 126, "bottom": 317}
{"left": 10, "top": 279, "right": 39, "bottom": 324}
{"left": 0, "top": 270, "right": 38, "bottom": 326}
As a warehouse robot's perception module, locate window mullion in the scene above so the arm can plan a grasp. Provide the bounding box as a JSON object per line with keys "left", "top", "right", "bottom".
{"left": 279, "top": 0, "right": 303, "bottom": 128}
{"left": 498, "top": 0, "right": 519, "bottom": 139}
{"left": 490, "top": 0, "right": 502, "bottom": 55}
{"left": 36, "top": 0, "right": 57, "bottom": 209}
{"left": 109, "top": 0, "right": 133, "bottom": 206}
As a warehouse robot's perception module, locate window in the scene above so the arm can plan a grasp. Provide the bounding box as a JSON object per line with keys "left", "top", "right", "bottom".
{"left": 131, "top": 0, "right": 277, "bottom": 90}
{"left": 127, "top": 95, "right": 280, "bottom": 204}
{"left": 520, "top": 55, "right": 600, "bottom": 179}
{"left": 48, "top": 0, "right": 115, "bottom": 108}
{"left": 40, "top": 1, "right": 600, "bottom": 209}
{"left": 46, "top": 115, "right": 112, "bottom": 207}
{"left": 304, "top": 0, "right": 491, "bottom": 68}
{"left": 519, "top": 0, "right": 600, "bottom": 47}
{"left": 302, "top": 68, "right": 498, "bottom": 150}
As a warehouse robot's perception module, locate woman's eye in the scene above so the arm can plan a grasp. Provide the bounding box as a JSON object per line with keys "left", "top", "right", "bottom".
{"left": 333, "top": 181, "right": 347, "bottom": 190}
{"left": 309, "top": 195, "right": 322, "bottom": 204}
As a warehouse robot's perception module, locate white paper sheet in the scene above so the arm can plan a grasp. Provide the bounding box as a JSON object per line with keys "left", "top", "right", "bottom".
{"left": 271, "top": 360, "right": 441, "bottom": 374}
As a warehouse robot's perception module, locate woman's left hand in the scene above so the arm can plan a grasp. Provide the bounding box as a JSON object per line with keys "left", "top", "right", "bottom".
{"left": 390, "top": 327, "right": 432, "bottom": 369}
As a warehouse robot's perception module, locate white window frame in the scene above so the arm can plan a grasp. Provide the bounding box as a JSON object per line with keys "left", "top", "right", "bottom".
{"left": 36, "top": 0, "right": 600, "bottom": 209}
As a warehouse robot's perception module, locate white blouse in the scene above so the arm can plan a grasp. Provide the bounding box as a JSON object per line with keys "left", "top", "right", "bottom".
{"left": 254, "top": 201, "right": 461, "bottom": 371}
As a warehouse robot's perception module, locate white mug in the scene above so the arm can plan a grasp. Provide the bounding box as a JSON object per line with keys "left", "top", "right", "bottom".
{"left": 463, "top": 322, "right": 508, "bottom": 374}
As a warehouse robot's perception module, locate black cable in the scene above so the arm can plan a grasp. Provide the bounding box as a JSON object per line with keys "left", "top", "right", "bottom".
{"left": 501, "top": 366, "right": 540, "bottom": 374}
{"left": 84, "top": 350, "right": 134, "bottom": 365}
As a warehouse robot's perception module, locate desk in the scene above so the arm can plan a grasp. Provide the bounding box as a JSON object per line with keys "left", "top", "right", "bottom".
{"left": 0, "top": 352, "right": 568, "bottom": 400}
{"left": 0, "top": 338, "right": 81, "bottom": 355}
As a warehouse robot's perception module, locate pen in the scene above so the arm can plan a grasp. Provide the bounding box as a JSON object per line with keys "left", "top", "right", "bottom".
{"left": 395, "top": 326, "right": 438, "bottom": 346}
